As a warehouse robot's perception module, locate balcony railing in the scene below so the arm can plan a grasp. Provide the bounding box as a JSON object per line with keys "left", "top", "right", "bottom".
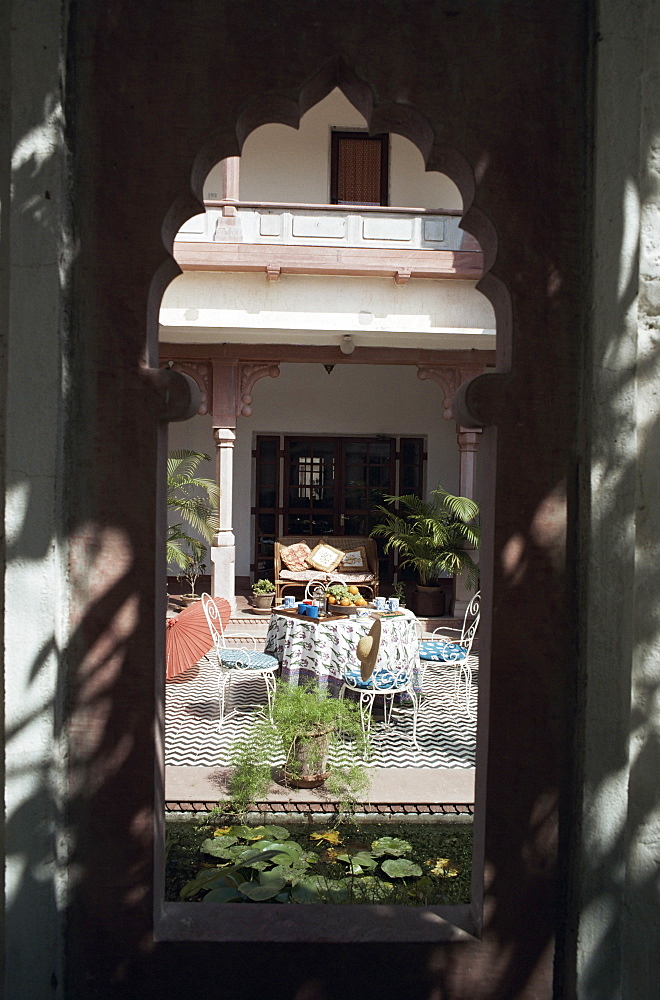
{"left": 175, "top": 200, "right": 472, "bottom": 253}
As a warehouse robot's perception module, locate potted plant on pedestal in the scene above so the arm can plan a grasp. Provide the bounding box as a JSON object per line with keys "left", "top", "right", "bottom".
{"left": 371, "top": 487, "right": 480, "bottom": 617}
{"left": 166, "top": 449, "right": 219, "bottom": 597}
{"left": 229, "top": 682, "right": 370, "bottom": 819}
{"left": 251, "top": 578, "right": 276, "bottom": 611}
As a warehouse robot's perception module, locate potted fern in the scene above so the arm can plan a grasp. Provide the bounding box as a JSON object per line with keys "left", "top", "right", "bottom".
{"left": 371, "top": 487, "right": 480, "bottom": 617}
{"left": 229, "top": 682, "right": 370, "bottom": 819}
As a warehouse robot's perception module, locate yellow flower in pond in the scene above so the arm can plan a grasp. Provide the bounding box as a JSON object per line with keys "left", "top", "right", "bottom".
{"left": 310, "top": 830, "right": 343, "bottom": 845}
{"left": 426, "top": 858, "right": 460, "bottom": 877}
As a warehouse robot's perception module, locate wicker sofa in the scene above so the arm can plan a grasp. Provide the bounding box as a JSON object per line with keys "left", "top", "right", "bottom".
{"left": 273, "top": 536, "right": 380, "bottom": 604}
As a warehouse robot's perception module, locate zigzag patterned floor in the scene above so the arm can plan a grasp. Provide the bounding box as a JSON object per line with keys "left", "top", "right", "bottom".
{"left": 166, "top": 653, "right": 478, "bottom": 769}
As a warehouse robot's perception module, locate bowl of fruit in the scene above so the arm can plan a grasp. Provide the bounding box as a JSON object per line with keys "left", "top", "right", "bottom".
{"left": 325, "top": 583, "right": 369, "bottom": 614}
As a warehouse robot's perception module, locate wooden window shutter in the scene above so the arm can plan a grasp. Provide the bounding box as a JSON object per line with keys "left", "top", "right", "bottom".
{"left": 331, "top": 132, "right": 388, "bottom": 206}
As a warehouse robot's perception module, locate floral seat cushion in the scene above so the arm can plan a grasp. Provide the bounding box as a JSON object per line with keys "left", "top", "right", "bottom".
{"left": 220, "top": 649, "right": 278, "bottom": 671}
{"left": 418, "top": 640, "right": 467, "bottom": 662}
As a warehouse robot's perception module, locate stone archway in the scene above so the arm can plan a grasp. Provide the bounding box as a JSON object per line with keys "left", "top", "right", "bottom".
{"left": 59, "top": 8, "right": 588, "bottom": 998}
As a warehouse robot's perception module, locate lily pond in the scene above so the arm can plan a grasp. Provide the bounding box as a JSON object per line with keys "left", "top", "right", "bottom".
{"left": 166, "top": 820, "right": 472, "bottom": 905}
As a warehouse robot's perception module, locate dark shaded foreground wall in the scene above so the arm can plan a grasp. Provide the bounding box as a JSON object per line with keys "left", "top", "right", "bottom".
{"left": 3, "top": 0, "right": 659, "bottom": 998}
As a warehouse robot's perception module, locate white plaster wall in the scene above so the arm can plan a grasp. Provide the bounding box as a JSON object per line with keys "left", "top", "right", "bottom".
{"left": 204, "top": 88, "right": 462, "bottom": 210}
{"left": 168, "top": 365, "right": 459, "bottom": 576}
{"left": 3, "top": 1, "right": 68, "bottom": 995}
{"left": 576, "top": 0, "right": 660, "bottom": 996}
{"left": 160, "top": 272, "right": 496, "bottom": 351}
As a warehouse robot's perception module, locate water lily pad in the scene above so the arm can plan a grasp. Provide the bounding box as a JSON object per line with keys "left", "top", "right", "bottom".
{"left": 381, "top": 858, "right": 423, "bottom": 878}
{"left": 201, "top": 836, "right": 238, "bottom": 857}
{"left": 337, "top": 852, "right": 377, "bottom": 871}
{"left": 261, "top": 825, "right": 290, "bottom": 841}
{"left": 370, "top": 837, "right": 412, "bottom": 857}
{"left": 229, "top": 825, "right": 269, "bottom": 841}
{"left": 202, "top": 885, "right": 243, "bottom": 903}
{"left": 237, "top": 878, "right": 286, "bottom": 901}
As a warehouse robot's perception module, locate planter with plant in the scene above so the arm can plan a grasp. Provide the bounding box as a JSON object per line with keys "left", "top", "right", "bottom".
{"left": 251, "top": 578, "right": 276, "bottom": 610}
{"left": 166, "top": 450, "right": 219, "bottom": 595}
{"left": 371, "top": 487, "right": 480, "bottom": 617}
{"left": 228, "top": 682, "right": 370, "bottom": 818}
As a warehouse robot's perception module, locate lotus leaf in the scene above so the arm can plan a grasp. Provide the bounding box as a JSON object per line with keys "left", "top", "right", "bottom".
{"left": 380, "top": 858, "right": 423, "bottom": 878}
{"left": 370, "top": 837, "right": 412, "bottom": 857}
{"left": 337, "top": 852, "right": 377, "bottom": 870}
{"left": 200, "top": 836, "right": 238, "bottom": 856}
{"left": 229, "top": 825, "right": 269, "bottom": 840}
{"left": 261, "top": 825, "right": 290, "bottom": 841}
{"left": 237, "top": 878, "right": 286, "bottom": 901}
{"left": 202, "top": 885, "right": 243, "bottom": 903}
{"left": 179, "top": 868, "right": 238, "bottom": 900}
{"left": 290, "top": 875, "right": 346, "bottom": 903}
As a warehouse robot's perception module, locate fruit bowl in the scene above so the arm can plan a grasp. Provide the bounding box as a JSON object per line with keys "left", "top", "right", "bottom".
{"left": 326, "top": 602, "right": 359, "bottom": 615}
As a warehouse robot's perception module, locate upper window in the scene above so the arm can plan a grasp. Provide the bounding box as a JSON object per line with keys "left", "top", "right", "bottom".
{"left": 330, "top": 131, "right": 389, "bottom": 206}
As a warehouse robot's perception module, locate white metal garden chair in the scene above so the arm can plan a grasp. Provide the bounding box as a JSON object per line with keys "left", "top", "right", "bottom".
{"left": 339, "top": 619, "right": 420, "bottom": 748}
{"left": 201, "top": 593, "right": 278, "bottom": 729}
{"left": 418, "top": 590, "right": 480, "bottom": 716}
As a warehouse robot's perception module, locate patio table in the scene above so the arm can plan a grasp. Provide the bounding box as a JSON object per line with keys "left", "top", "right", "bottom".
{"left": 265, "top": 608, "right": 421, "bottom": 696}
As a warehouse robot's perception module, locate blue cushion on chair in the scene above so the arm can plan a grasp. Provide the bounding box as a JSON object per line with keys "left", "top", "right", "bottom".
{"left": 220, "top": 649, "right": 278, "bottom": 671}
{"left": 418, "top": 640, "right": 467, "bottom": 662}
{"left": 343, "top": 669, "right": 404, "bottom": 691}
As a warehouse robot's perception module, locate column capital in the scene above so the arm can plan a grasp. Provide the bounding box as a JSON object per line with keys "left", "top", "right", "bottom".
{"left": 213, "top": 427, "right": 236, "bottom": 444}
{"left": 160, "top": 361, "right": 211, "bottom": 415}
{"left": 238, "top": 363, "right": 280, "bottom": 417}
{"left": 417, "top": 364, "right": 487, "bottom": 419}
{"left": 456, "top": 426, "right": 482, "bottom": 451}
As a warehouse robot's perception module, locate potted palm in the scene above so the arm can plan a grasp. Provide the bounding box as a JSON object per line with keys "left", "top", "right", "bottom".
{"left": 229, "top": 682, "right": 370, "bottom": 818}
{"left": 371, "top": 487, "right": 480, "bottom": 617}
{"left": 251, "top": 578, "right": 276, "bottom": 611}
{"left": 166, "top": 449, "right": 219, "bottom": 593}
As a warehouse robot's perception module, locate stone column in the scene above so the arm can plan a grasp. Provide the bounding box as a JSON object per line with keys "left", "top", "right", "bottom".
{"left": 214, "top": 156, "right": 241, "bottom": 241}
{"left": 454, "top": 426, "right": 482, "bottom": 616}
{"left": 210, "top": 427, "right": 237, "bottom": 612}
{"left": 221, "top": 156, "right": 240, "bottom": 216}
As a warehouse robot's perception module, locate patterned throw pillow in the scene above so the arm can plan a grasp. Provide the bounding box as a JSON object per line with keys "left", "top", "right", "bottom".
{"left": 340, "top": 546, "right": 368, "bottom": 571}
{"left": 308, "top": 542, "right": 345, "bottom": 573}
{"left": 279, "top": 541, "right": 312, "bottom": 573}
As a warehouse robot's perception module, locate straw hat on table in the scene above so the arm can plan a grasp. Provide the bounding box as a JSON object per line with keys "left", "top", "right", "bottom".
{"left": 356, "top": 618, "right": 382, "bottom": 681}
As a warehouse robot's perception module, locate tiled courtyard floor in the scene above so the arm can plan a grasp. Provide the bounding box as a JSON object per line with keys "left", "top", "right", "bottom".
{"left": 165, "top": 601, "right": 478, "bottom": 812}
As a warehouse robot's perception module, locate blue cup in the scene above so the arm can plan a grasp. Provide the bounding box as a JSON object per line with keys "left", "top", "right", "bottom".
{"left": 297, "top": 603, "right": 308, "bottom": 615}
{"left": 387, "top": 598, "right": 400, "bottom": 612}
{"left": 284, "top": 595, "right": 295, "bottom": 608}
{"left": 306, "top": 604, "right": 319, "bottom": 618}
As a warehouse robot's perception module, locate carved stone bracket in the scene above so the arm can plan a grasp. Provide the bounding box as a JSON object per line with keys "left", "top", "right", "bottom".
{"left": 416, "top": 364, "right": 486, "bottom": 420}
{"left": 238, "top": 363, "right": 280, "bottom": 417}
{"left": 163, "top": 361, "right": 211, "bottom": 415}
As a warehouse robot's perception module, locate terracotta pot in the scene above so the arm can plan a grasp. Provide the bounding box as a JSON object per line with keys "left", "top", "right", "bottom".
{"left": 252, "top": 592, "right": 275, "bottom": 610}
{"left": 284, "top": 730, "right": 331, "bottom": 788}
{"left": 411, "top": 585, "right": 445, "bottom": 617}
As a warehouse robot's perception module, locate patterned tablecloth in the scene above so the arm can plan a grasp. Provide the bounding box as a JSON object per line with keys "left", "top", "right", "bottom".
{"left": 265, "top": 609, "right": 421, "bottom": 695}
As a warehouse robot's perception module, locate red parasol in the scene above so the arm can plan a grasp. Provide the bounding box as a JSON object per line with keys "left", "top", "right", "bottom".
{"left": 165, "top": 596, "right": 231, "bottom": 680}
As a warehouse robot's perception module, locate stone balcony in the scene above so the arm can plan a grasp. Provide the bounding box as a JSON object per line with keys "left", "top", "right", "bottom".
{"left": 173, "top": 201, "right": 483, "bottom": 282}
